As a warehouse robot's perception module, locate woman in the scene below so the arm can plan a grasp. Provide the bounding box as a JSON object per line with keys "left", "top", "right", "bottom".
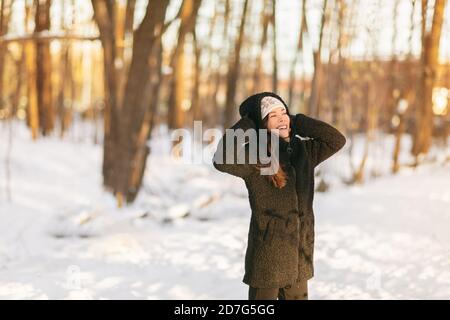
{"left": 212, "top": 92, "right": 346, "bottom": 300}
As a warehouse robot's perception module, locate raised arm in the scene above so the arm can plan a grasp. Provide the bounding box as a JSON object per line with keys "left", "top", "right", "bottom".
{"left": 292, "top": 113, "right": 346, "bottom": 167}
{"left": 212, "top": 117, "right": 256, "bottom": 179}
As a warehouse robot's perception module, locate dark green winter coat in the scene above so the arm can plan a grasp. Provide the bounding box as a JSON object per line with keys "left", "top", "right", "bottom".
{"left": 213, "top": 92, "right": 346, "bottom": 288}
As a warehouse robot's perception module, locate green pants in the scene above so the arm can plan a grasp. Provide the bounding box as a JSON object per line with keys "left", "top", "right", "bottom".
{"left": 248, "top": 280, "right": 308, "bottom": 300}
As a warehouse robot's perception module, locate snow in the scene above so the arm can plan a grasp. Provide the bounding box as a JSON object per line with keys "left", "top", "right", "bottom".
{"left": 0, "top": 121, "right": 449, "bottom": 299}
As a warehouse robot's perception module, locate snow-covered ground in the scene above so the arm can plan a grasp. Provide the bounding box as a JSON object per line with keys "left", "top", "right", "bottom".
{"left": 0, "top": 121, "right": 449, "bottom": 299}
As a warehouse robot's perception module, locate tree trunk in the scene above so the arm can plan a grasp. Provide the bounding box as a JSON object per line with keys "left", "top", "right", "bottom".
{"left": 126, "top": 36, "right": 164, "bottom": 203}
{"left": 35, "top": 0, "right": 54, "bottom": 135}
{"left": 202, "top": 0, "right": 220, "bottom": 128}
{"left": 57, "top": 0, "right": 76, "bottom": 137}
{"left": 308, "top": 0, "right": 328, "bottom": 117}
{"left": 191, "top": 28, "right": 202, "bottom": 122}
{"left": 0, "top": 0, "right": 9, "bottom": 109}
{"left": 167, "top": 0, "right": 202, "bottom": 129}
{"left": 24, "top": 1, "right": 39, "bottom": 139}
{"left": 411, "top": 0, "right": 447, "bottom": 159}
{"left": 287, "top": 0, "right": 307, "bottom": 108}
{"left": 252, "top": 0, "right": 270, "bottom": 94}
{"left": 271, "top": 0, "right": 278, "bottom": 93}
{"left": 116, "top": 0, "right": 136, "bottom": 109}
{"left": 92, "top": 0, "right": 171, "bottom": 205}
{"left": 224, "top": 0, "right": 249, "bottom": 128}
{"left": 92, "top": 0, "right": 119, "bottom": 190}
{"left": 392, "top": 0, "right": 415, "bottom": 173}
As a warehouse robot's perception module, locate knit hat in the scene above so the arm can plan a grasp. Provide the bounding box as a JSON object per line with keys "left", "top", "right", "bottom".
{"left": 260, "top": 96, "right": 286, "bottom": 120}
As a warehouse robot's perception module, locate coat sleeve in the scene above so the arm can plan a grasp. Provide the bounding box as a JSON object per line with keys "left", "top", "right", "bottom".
{"left": 212, "top": 117, "right": 256, "bottom": 179}
{"left": 292, "top": 113, "right": 346, "bottom": 167}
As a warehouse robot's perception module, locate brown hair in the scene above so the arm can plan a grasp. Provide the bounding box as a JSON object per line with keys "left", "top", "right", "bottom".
{"left": 254, "top": 116, "right": 288, "bottom": 189}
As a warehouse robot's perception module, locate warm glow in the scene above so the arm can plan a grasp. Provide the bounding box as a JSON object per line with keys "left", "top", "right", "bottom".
{"left": 16, "top": 109, "right": 27, "bottom": 120}
{"left": 391, "top": 115, "right": 400, "bottom": 127}
{"left": 50, "top": 41, "right": 61, "bottom": 55}
{"left": 432, "top": 87, "right": 449, "bottom": 115}
{"left": 397, "top": 99, "right": 409, "bottom": 114}
{"left": 181, "top": 99, "right": 191, "bottom": 111}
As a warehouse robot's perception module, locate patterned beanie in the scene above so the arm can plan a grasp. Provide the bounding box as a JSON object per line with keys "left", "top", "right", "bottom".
{"left": 260, "top": 96, "right": 286, "bottom": 120}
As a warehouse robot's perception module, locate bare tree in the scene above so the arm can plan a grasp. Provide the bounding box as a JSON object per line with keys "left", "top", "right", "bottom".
{"left": 35, "top": 0, "right": 54, "bottom": 135}
{"left": 1, "top": 0, "right": 12, "bottom": 201}
{"left": 271, "top": 0, "right": 278, "bottom": 92}
{"left": 191, "top": 27, "right": 202, "bottom": 122}
{"left": 392, "top": 0, "right": 416, "bottom": 173}
{"left": 288, "top": 0, "right": 308, "bottom": 108}
{"left": 167, "top": 0, "right": 203, "bottom": 129}
{"left": 308, "top": 0, "right": 328, "bottom": 117}
{"left": 92, "top": 0, "right": 171, "bottom": 205}
{"left": 56, "top": 0, "right": 76, "bottom": 137}
{"left": 24, "top": 1, "right": 39, "bottom": 139}
{"left": 412, "top": 0, "right": 447, "bottom": 161}
{"left": 0, "top": 0, "right": 10, "bottom": 108}
{"left": 252, "top": 0, "right": 271, "bottom": 93}
{"left": 202, "top": 0, "right": 220, "bottom": 127}
{"left": 224, "top": 0, "right": 249, "bottom": 128}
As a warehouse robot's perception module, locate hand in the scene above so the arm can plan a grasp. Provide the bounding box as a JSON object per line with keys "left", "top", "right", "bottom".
{"left": 231, "top": 116, "right": 256, "bottom": 132}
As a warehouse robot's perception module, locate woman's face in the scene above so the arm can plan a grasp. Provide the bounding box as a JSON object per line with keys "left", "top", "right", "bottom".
{"left": 265, "top": 107, "right": 291, "bottom": 139}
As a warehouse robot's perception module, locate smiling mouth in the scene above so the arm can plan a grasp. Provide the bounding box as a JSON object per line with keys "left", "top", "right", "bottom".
{"left": 277, "top": 125, "right": 288, "bottom": 130}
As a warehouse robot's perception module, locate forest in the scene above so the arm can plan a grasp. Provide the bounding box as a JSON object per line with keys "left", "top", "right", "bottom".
{"left": 0, "top": 0, "right": 449, "bottom": 300}
{"left": 0, "top": 0, "right": 448, "bottom": 205}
